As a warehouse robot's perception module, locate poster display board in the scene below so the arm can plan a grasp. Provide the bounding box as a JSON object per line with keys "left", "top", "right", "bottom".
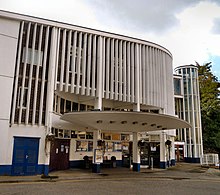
{"left": 94, "top": 149, "right": 103, "bottom": 163}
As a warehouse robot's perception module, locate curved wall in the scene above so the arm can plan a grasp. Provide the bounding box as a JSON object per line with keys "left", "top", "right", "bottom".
{"left": 54, "top": 25, "right": 174, "bottom": 114}
{"left": 8, "top": 16, "right": 174, "bottom": 126}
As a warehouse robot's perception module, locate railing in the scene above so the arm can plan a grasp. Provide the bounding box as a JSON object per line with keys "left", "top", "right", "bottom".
{"left": 201, "top": 153, "right": 219, "bottom": 166}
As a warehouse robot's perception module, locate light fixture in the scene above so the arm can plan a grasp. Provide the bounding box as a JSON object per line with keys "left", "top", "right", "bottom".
{"left": 121, "top": 121, "right": 127, "bottom": 124}
{"left": 157, "top": 125, "right": 162, "bottom": 128}
{"left": 110, "top": 121, "right": 115, "bottom": 124}
{"left": 97, "top": 120, "right": 102, "bottom": 124}
{"left": 132, "top": 121, "right": 138, "bottom": 124}
{"left": 151, "top": 124, "right": 156, "bottom": 127}
{"left": 142, "top": 123, "right": 147, "bottom": 126}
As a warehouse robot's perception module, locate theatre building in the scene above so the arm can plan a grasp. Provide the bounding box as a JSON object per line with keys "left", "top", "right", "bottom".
{"left": 0, "top": 10, "right": 191, "bottom": 176}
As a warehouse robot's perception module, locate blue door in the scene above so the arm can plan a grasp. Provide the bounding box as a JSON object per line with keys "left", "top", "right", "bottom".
{"left": 12, "top": 137, "right": 39, "bottom": 176}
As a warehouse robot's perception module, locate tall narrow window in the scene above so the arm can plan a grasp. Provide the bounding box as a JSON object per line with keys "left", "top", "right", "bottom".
{"left": 17, "top": 87, "right": 28, "bottom": 108}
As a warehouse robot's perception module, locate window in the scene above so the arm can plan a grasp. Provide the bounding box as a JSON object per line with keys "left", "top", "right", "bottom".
{"left": 22, "top": 47, "right": 43, "bottom": 66}
{"left": 121, "top": 134, "right": 130, "bottom": 141}
{"left": 78, "top": 132, "right": 86, "bottom": 139}
{"left": 17, "top": 87, "right": 28, "bottom": 108}
{"left": 76, "top": 140, "right": 93, "bottom": 151}
{"left": 66, "top": 100, "right": 72, "bottom": 113}
{"left": 71, "top": 131, "right": 78, "bottom": 138}
{"left": 105, "top": 142, "right": 113, "bottom": 152}
{"left": 79, "top": 104, "right": 86, "bottom": 111}
{"left": 58, "top": 129, "right": 64, "bottom": 138}
{"left": 122, "top": 142, "right": 129, "bottom": 151}
{"left": 103, "top": 133, "right": 111, "bottom": 140}
{"left": 76, "top": 140, "right": 88, "bottom": 151}
{"left": 64, "top": 130, "right": 70, "bottom": 138}
{"left": 174, "top": 78, "right": 182, "bottom": 95}
{"left": 86, "top": 132, "right": 93, "bottom": 139}
{"left": 60, "top": 98, "right": 65, "bottom": 114}
{"left": 114, "top": 142, "right": 122, "bottom": 152}
{"left": 72, "top": 102, "right": 78, "bottom": 111}
{"left": 112, "top": 134, "right": 120, "bottom": 140}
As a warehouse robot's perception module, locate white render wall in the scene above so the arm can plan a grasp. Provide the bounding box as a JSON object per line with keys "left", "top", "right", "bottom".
{"left": 0, "top": 16, "right": 48, "bottom": 166}
{"left": 0, "top": 18, "right": 19, "bottom": 164}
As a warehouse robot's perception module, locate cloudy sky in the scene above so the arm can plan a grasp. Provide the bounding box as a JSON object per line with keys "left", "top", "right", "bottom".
{"left": 1, "top": 0, "right": 220, "bottom": 79}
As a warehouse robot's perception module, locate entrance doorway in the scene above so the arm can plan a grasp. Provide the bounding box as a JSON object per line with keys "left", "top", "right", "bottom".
{"left": 49, "top": 139, "right": 70, "bottom": 171}
{"left": 175, "top": 144, "right": 184, "bottom": 162}
{"left": 12, "top": 137, "right": 39, "bottom": 176}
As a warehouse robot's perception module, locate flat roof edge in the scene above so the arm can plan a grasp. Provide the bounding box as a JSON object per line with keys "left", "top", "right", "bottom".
{"left": 0, "top": 9, "right": 172, "bottom": 57}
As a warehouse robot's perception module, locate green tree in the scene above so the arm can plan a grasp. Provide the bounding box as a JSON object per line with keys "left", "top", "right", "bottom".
{"left": 196, "top": 62, "right": 220, "bottom": 153}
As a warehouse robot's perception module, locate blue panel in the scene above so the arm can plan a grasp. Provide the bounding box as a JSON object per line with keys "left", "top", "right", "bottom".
{"left": 184, "top": 157, "right": 200, "bottom": 163}
{"left": 0, "top": 165, "right": 12, "bottom": 176}
{"left": 160, "top": 161, "right": 166, "bottom": 169}
{"left": 0, "top": 165, "right": 49, "bottom": 176}
{"left": 69, "top": 160, "right": 84, "bottom": 168}
{"left": 116, "top": 160, "right": 122, "bottom": 167}
{"left": 171, "top": 159, "right": 176, "bottom": 166}
{"left": 133, "top": 163, "right": 140, "bottom": 172}
{"left": 12, "top": 137, "right": 39, "bottom": 176}
{"left": 92, "top": 164, "right": 100, "bottom": 173}
{"left": 38, "top": 164, "right": 49, "bottom": 175}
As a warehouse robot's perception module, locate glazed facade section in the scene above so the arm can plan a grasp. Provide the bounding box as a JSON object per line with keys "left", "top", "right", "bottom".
{"left": 174, "top": 65, "right": 203, "bottom": 162}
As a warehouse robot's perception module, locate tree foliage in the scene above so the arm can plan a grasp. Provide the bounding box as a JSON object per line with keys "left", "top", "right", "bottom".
{"left": 196, "top": 62, "right": 220, "bottom": 153}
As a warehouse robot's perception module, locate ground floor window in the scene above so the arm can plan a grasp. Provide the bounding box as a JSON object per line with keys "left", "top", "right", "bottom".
{"left": 76, "top": 140, "right": 93, "bottom": 151}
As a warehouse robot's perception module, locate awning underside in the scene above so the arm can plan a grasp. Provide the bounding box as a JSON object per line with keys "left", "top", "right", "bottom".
{"left": 60, "top": 111, "right": 191, "bottom": 132}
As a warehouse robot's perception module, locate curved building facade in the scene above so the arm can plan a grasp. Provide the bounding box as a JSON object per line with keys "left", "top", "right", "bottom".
{"left": 0, "top": 10, "right": 190, "bottom": 175}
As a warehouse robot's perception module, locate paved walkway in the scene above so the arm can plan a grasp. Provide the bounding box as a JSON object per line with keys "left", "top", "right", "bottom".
{"left": 0, "top": 163, "right": 219, "bottom": 183}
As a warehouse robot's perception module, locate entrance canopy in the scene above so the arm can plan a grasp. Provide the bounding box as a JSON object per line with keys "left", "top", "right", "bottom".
{"left": 60, "top": 111, "right": 191, "bottom": 132}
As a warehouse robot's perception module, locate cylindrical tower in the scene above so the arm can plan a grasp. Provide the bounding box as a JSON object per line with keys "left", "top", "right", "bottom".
{"left": 174, "top": 65, "right": 203, "bottom": 163}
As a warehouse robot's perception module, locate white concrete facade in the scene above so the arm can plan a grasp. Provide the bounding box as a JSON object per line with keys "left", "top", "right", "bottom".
{"left": 0, "top": 10, "right": 181, "bottom": 175}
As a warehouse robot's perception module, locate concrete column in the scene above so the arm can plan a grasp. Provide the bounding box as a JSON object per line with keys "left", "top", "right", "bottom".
{"left": 44, "top": 27, "right": 57, "bottom": 174}
{"left": 134, "top": 44, "right": 140, "bottom": 107}
{"left": 44, "top": 140, "right": 51, "bottom": 175}
{"left": 133, "top": 88, "right": 140, "bottom": 172}
{"left": 160, "top": 131, "right": 167, "bottom": 169}
{"left": 94, "top": 36, "right": 103, "bottom": 111}
{"left": 92, "top": 130, "right": 101, "bottom": 173}
{"left": 92, "top": 36, "right": 103, "bottom": 173}
{"left": 94, "top": 97, "right": 102, "bottom": 111}
{"left": 45, "top": 27, "right": 58, "bottom": 130}
{"left": 132, "top": 132, "right": 140, "bottom": 172}
{"left": 170, "top": 136, "right": 175, "bottom": 166}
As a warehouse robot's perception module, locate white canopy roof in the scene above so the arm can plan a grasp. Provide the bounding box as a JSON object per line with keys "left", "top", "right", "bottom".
{"left": 60, "top": 111, "right": 191, "bottom": 132}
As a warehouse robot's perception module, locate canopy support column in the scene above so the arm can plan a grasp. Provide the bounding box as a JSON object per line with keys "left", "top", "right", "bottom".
{"left": 92, "top": 130, "right": 101, "bottom": 173}
{"left": 170, "top": 136, "right": 175, "bottom": 166}
{"left": 160, "top": 131, "right": 167, "bottom": 168}
{"left": 132, "top": 132, "right": 140, "bottom": 172}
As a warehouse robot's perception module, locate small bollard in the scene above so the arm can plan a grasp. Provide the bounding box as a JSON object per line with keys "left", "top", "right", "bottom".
{"left": 151, "top": 157, "right": 153, "bottom": 170}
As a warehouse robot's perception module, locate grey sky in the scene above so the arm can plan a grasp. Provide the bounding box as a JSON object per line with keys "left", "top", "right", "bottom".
{"left": 212, "top": 17, "right": 220, "bottom": 33}
{"left": 84, "top": 0, "right": 205, "bottom": 34}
